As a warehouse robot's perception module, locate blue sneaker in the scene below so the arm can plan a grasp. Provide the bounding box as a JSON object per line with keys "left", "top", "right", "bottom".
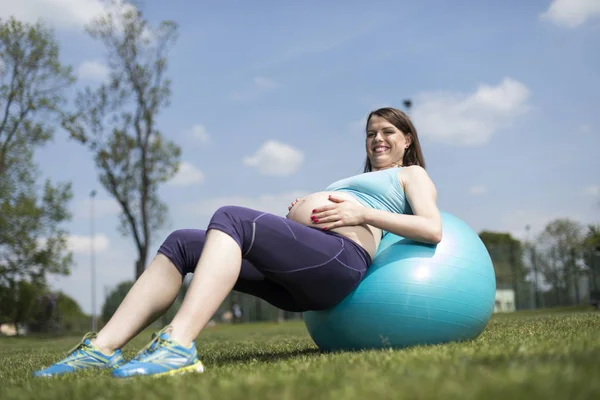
{"left": 33, "top": 332, "right": 125, "bottom": 377}
{"left": 112, "top": 326, "right": 204, "bottom": 378}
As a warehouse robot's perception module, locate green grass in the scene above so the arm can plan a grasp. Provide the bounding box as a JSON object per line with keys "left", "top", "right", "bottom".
{"left": 1, "top": 307, "right": 599, "bottom": 400}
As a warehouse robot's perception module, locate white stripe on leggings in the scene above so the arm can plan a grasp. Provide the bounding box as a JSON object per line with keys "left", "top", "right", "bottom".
{"left": 243, "top": 222, "right": 256, "bottom": 257}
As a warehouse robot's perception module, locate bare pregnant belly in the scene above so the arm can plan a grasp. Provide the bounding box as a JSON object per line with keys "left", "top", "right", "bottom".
{"left": 287, "top": 191, "right": 380, "bottom": 259}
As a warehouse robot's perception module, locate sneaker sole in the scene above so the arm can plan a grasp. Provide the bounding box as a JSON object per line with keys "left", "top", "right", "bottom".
{"left": 33, "top": 362, "right": 125, "bottom": 378}
{"left": 154, "top": 361, "right": 205, "bottom": 378}
{"left": 114, "top": 361, "right": 205, "bottom": 379}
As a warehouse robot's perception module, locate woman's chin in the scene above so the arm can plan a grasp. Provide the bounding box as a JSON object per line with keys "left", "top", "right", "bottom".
{"left": 370, "top": 161, "right": 392, "bottom": 169}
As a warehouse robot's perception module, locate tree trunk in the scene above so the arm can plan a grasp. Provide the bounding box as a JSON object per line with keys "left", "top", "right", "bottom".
{"left": 135, "top": 251, "right": 147, "bottom": 279}
{"left": 571, "top": 248, "right": 580, "bottom": 304}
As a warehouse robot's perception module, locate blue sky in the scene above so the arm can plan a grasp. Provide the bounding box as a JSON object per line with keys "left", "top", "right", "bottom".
{"left": 1, "top": 0, "right": 599, "bottom": 314}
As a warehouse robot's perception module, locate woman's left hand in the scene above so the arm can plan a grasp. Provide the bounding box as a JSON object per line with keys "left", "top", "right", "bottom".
{"left": 310, "top": 195, "right": 367, "bottom": 230}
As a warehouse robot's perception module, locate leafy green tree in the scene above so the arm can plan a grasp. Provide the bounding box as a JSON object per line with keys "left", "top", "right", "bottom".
{"left": 0, "top": 17, "right": 75, "bottom": 312}
{"left": 56, "top": 291, "right": 88, "bottom": 332}
{"left": 63, "top": 2, "right": 181, "bottom": 279}
{"left": 583, "top": 224, "right": 600, "bottom": 300}
{"left": 479, "top": 231, "right": 527, "bottom": 284}
{"left": 0, "top": 279, "right": 45, "bottom": 335}
{"left": 479, "top": 231, "right": 528, "bottom": 309}
{"left": 536, "top": 218, "right": 586, "bottom": 305}
{"left": 584, "top": 224, "right": 600, "bottom": 251}
{"left": 101, "top": 280, "right": 134, "bottom": 323}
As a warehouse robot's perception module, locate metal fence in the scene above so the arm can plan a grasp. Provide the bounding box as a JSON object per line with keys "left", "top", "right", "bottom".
{"left": 486, "top": 241, "right": 600, "bottom": 312}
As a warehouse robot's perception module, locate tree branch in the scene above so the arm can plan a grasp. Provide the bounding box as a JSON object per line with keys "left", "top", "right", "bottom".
{"left": 0, "top": 57, "right": 21, "bottom": 138}
{"left": 102, "top": 159, "right": 145, "bottom": 253}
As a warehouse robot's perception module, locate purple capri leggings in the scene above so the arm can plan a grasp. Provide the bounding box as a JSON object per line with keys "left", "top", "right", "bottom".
{"left": 157, "top": 205, "right": 372, "bottom": 312}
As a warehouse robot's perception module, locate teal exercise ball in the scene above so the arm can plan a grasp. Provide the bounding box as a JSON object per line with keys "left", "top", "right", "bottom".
{"left": 304, "top": 211, "right": 496, "bottom": 351}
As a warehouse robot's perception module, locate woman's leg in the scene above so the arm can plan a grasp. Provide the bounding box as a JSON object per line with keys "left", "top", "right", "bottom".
{"left": 94, "top": 225, "right": 307, "bottom": 353}
{"left": 168, "top": 229, "right": 242, "bottom": 345}
{"left": 167, "top": 205, "right": 371, "bottom": 347}
{"left": 91, "top": 253, "right": 184, "bottom": 354}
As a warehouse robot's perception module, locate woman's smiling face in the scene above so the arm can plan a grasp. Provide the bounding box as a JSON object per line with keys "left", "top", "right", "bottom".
{"left": 365, "top": 114, "right": 411, "bottom": 171}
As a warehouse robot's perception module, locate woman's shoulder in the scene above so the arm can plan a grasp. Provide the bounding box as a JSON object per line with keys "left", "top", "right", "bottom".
{"left": 397, "top": 165, "right": 428, "bottom": 179}
{"left": 397, "top": 165, "right": 435, "bottom": 188}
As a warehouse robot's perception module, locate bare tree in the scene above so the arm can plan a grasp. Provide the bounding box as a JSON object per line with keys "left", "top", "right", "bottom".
{"left": 63, "top": 2, "right": 181, "bottom": 278}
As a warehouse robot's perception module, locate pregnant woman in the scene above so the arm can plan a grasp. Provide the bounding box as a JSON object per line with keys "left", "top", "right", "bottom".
{"left": 33, "top": 107, "right": 442, "bottom": 378}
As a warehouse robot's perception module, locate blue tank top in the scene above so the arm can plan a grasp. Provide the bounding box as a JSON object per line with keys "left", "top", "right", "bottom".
{"left": 324, "top": 167, "right": 413, "bottom": 216}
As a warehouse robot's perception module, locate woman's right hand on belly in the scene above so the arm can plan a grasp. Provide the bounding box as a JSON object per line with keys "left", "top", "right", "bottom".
{"left": 286, "top": 197, "right": 302, "bottom": 219}
{"left": 288, "top": 198, "right": 302, "bottom": 211}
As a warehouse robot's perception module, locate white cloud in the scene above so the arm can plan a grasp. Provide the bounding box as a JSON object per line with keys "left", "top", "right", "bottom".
{"left": 243, "top": 140, "right": 304, "bottom": 176}
{"left": 188, "top": 124, "right": 210, "bottom": 144}
{"left": 74, "top": 197, "right": 121, "bottom": 219}
{"left": 411, "top": 77, "right": 531, "bottom": 146}
{"left": 0, "top": 0, "right": 106, "bottom": 30}
{"left": 584, "top": 185, "right": 600, "bottom": 196}
{"left": 67, "top": 234, "right": 110, "bottom": 254}
{"left": 37, "top": 233, "right": 109, "bottom": 256}
{"left": 77, "top": 60, "right": 109, "bottom": 81}
{"left": 469, "top": 185, "right": 487, "bottom": 195}
{"left": 169, "top": 162, "right": 205, "bottom": 186}
{"left": 0, "top": 0, "right": 144, "bottom": 33}
{"left": 231, "top": 76, "right": 277, "bottom": 101}
{"left": 184, "top": 191, "right": 310, "bottom": 218}
{"left": 540, "top": 0, "right": 600, "bottom": 28}
{"left": 253, "top": 76, "right": 277, "bottom": 90}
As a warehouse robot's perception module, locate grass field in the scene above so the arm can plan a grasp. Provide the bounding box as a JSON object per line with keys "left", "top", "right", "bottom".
{"left": 1, "top": 307, "right": 599, "bottom": 400}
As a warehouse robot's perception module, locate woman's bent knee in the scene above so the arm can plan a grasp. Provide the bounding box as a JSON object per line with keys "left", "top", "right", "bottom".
{"left": 207, "top": 206, "right": 258, "bottom": 253}
{"left": 157, "top": 229, "right": 206, "bottom": 275}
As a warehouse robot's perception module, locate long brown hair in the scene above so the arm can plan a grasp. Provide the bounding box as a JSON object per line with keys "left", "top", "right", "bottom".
{"left": 363, "top": 107, "right": 426, "bottom": 172}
